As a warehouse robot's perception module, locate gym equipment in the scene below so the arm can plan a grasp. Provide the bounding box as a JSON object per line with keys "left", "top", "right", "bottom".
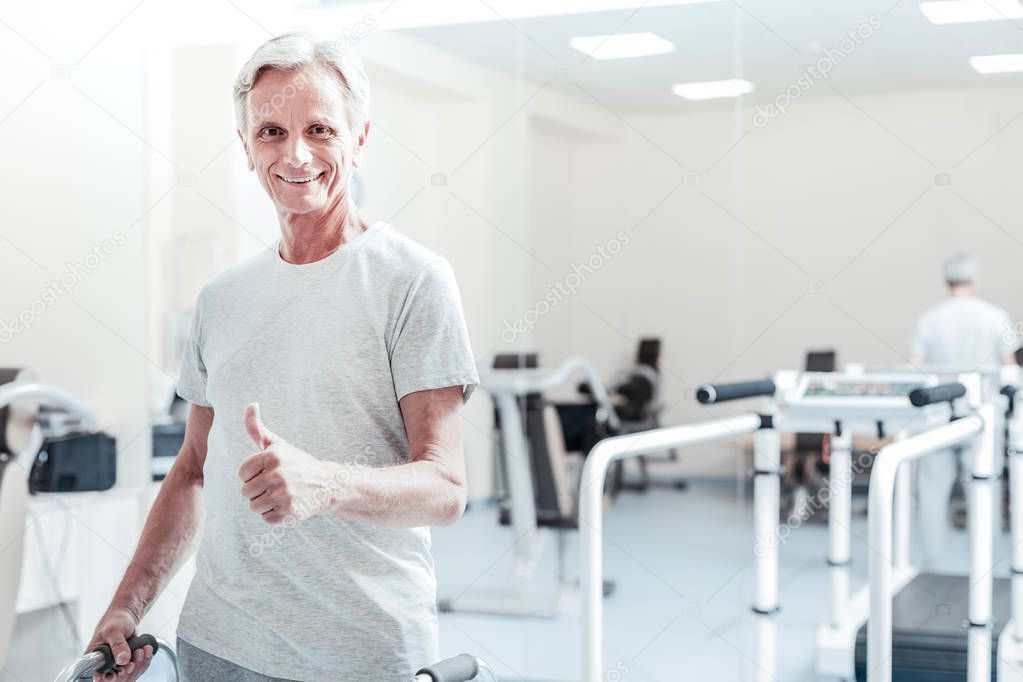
{"left": 605, "top": 338, "right": 687, "bottom": 492}
{"left": 578, "top": 367, "right": 961, "bottom": 682}
{"left": 828, "top": 365, "right": 1018, "bottom": 682}
{"left": 776, "top": 369, "right": 958, "bottom": 679}
{"left": 0, "top": 369, "right": 96, "bottom": 670}
{"left": 30, "top": 431, "right": 116, "bottom": 493}
{"left": 859, "top": 375, "right": 1003, "bottom": 682}
{"left": 53, "top": 634, "right": 174, "bottom": 682}
{"left": 152, "top": 392, "right": 188, "bottom": 481}
{"left": 579, "top": 383, "right": 771, "bottom": 682}
{"left": 415, "top": 654, "right": 497, "bottom": 681}
{"left": 999, "top": 378, "right": 1023, "bottom": 680}
{"left": 855, "top": 573, "right": 1010, "bottom": 680}
{"left": 54, "top": 638, "right": 494, "bottom": 682}
{"left": 781, "top": 350, "right": 837, "bottom": 523}
{"left": 440, "top": 355, "right": 619, "bottom": 617}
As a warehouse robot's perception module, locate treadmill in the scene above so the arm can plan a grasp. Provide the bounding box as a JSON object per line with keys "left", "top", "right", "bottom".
{"left": 854, "top": 573, "right": 1010, "bottom": 681}
{"left": 845, "top": 366, "right": 1020, "bottom": 681}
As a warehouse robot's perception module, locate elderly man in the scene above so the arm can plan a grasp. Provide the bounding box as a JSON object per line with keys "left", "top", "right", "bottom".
{"left": 85, "top": 32, "right": 479, "bottom": 681}
{"left": 909, "top": 254, "right": 1018, "bottom": 568}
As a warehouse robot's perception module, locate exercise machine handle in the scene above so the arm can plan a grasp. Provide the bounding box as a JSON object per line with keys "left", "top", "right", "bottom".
{"left": 92, "top": 634, "right": 159, "bottom": 673}
{"left": 696, "top": 379, "right": 776, "bottom": 404}
{"left": 908, "top": 383, "right": 966, "bottom": 407}
{"left": 1001, "top": 384, "right": 1017, "bottom": 414}
{"left": 54, "top": 634, "right": 171, "bottom": 682}
{"left": 414, "top": 654, "right": 482, "bottom": 681}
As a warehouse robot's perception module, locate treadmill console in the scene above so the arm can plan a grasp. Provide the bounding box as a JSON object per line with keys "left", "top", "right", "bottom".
{"left": 782, "top": 372, "right": 942, "bottom": 430}
{"left": 801, "top": 379, "right": 925, "bottom": 399}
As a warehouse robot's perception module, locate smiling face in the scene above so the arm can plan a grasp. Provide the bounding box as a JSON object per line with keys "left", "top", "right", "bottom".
{"left": 239, "top": 64, "right": 367, "bottom": 217}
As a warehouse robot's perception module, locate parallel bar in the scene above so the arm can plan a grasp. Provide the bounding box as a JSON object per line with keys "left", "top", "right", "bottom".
{"left": 828, "top": 432, "right": 853, "bottom": 626}
{"left": 755, "top": 615, "right": 777, "bottom": 682}
{"left": 867, "top": 416, "right": 985, "bottom": 682}
{"left": 580, "top": 413, "right": 764, "bottom": 681}
{"left": 753, "top": 427, "right": 780, "bottom": 615}
{"left": 1013, "top": 443, "right": 1023, "bottom": 642}
{"left": 893, "top": 443, "right": 912, "bottom": 572}
{"left": 1007, "top": 406, "right": 1023, "bottom": 643}
{"left": 967, "top": 628, "right": 992, "bottom": 682}
{"left": 967, "top": 403, "right": 997, "bottom": 682}
{"left": 999, "top": 388, "right": 1023, "bottom": 680}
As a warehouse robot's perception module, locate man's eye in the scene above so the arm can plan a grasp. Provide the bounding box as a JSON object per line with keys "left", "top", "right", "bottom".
{"left": 261, "top": 127, "right": 283, "bottom": 138}
{"left": 309, "top": 125, "right": 333, "bottom": 139}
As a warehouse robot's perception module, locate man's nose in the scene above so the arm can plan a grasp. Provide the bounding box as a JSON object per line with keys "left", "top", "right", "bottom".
{"left": 283, "top": 134, "right": 313, "bottom": 167}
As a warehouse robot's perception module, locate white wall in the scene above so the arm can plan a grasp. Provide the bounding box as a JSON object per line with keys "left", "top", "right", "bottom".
{"left": 0, "top": 8, "right": 153, "bottom": 487}
{"left": 5, "top": 2, "right": 1021, "bottom": 492}
{"left": 527, "top": 85, "right": 1023, "bottom": 474}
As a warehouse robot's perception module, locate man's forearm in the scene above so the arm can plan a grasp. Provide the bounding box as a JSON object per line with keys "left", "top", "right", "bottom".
{"left": 321, "top": 455, "right": 466, "bottom": 528}
{"left": 106, "top": 465, "right": 204, "bottom": 621}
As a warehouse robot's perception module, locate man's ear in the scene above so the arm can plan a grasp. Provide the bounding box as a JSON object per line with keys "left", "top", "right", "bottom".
{"left": 237, "top": 129, "right": 254, "bottom": 171}
{"left": 352, "top": 120, "right": 371, "bottom": 168}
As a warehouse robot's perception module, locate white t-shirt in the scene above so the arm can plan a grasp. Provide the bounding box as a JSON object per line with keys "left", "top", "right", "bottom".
{"left": 909, "top": 295, "right": 1019, "bottom": 370}
{"left": 175, "top": 221, "right": 479, "bottom": 680}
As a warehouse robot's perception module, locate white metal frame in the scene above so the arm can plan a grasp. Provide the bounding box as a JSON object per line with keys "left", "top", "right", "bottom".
{"left": 866, "top": 397, "right": 994, "bottom": 682}
{"left": 441, "top": 356, "right": 618, "bottom": 617}
{"left": 0, "top": 380, "right": 96, "bottom": 670}
{"left": 580, "top": 412, "right": 766, "bottom": 681}
{"left": 998, "top": 378, "right": 1023, "bottom": 681}
{"left": 790, "top": 370, "right": 954, "bottom": 679}
{"left": 579, "top": 368, "right": 960, "bottom": 681}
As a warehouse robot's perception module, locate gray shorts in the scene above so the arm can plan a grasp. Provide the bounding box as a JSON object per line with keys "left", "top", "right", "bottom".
{"left": 176, "top": 637, "right": 300, "bottom": 682}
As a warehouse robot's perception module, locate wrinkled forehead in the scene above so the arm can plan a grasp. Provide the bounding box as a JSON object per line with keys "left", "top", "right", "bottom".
{"left": 246, "top": 64, "right": 351, "bottom": 129}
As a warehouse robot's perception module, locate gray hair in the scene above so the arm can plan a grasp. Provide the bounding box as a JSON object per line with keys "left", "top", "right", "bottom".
{"left": 233, "top": 31, "right": 370, "bottom": 133}
{"left": 944, "top": 253, "right": 978, "bottom": 286}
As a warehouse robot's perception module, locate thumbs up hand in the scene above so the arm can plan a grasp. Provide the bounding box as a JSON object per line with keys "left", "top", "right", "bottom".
{"left": 238, "top": 402, "right": 336, "bottom": 524}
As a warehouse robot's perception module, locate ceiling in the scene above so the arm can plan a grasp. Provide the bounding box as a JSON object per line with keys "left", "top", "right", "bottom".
{"left": 312, "top": 0, "right": 1023, "bottom": 113}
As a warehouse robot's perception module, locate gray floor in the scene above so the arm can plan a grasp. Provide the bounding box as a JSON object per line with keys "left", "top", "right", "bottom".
{"left": 5, "top": 479, "right": 1012, "bottom": 682}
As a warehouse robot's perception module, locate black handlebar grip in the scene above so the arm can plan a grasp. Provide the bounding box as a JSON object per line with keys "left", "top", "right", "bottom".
{"left": 696, "top": 379, "right": 776, "bottom": 404}
{"left": 908, "top": 383, "right": 967, "bottom": 407}
{"left": 415, "top": 654, "right": 479, "bottom": 681}
{"left": 1002, "top": 384, "right": 1017, "bottom": 415}
{"left": 93, "top": 634, "right": 159, "bottom": 673}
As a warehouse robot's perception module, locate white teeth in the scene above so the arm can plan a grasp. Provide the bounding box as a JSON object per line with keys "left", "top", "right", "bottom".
{"left": 279, "top": 173, "right": 321, "bottom": 183}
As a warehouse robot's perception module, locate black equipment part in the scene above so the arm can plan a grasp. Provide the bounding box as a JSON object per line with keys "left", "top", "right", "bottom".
{"left": 30, "top": 431, "right": 116, "bottom": 493}
{"left": 909, "top": 383, "right": 967, "bottom": 407}
{"left": 696, "top": 379, "right": 776, "bottom": 404}
{"left": 854, "top": 573, "right": 1010, "bottom": 681}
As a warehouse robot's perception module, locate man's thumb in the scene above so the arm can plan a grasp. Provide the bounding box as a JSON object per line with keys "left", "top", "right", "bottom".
{"left": 245, "top": 402, "right": 277, "bottom": 448}
{"left": 111, "top": 638, "right": 131, "bottom": 665}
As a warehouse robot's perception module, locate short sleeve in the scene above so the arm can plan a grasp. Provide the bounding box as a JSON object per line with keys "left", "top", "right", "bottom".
{"left": 998, "top": 311, "right": 1021, "bottom": 357}
{"left": 390, "top": 260, "right": 479, "bottom": 403}
{"left": 176, "top": 293, "right": 212, "bottom": 407}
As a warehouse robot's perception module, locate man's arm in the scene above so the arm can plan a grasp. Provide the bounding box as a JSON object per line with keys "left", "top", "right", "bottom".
{"left": 239, "top": 386, "right": 468, "bottom": 529}
{"left": 334, "top": 385, "right": 467, "bottom": 527}
{"left": 86, "top": 403, "right": 213, "bottom": 677}
{"left": 110, "top": 403, "right": 211, "bottom": 617}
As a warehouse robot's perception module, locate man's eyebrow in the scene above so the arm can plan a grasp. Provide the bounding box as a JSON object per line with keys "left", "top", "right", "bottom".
{"left": 306, "top": 114, "right": 340, "bottom": 126}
